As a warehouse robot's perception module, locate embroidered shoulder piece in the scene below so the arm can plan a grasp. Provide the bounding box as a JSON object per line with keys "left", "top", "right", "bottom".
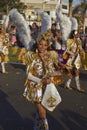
{"left": 48, "top": 50, "right": 58, "bottom": 69}
{"left": 66, "top": 39, "right": 74, "bottom": 49}
{"left": 24, "top": 51, "right": 37, "bottom": 66}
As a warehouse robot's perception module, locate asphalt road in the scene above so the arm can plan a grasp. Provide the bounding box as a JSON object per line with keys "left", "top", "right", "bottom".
{"left": 0, "top": 63, "right": 87, "bottom": 130}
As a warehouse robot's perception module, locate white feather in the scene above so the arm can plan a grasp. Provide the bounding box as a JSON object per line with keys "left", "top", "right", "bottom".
{"left": 70, "top": 17, "right": 78, "bottom": 31}
{"left": 9, "top": 9, "right": 31, "bottom": 50}
{"left": 40, "top": 12, "right": 51, "bottom": 34}
{"left": 56, "top": 0, "right": 78, "bottom": 40}
{"left": 56, "top": 10, "right": 71, "bottom": 40}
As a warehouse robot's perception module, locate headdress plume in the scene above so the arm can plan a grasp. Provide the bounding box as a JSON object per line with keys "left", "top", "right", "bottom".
{"left": 9, "top": 8, "right": 31, "bottom": 50}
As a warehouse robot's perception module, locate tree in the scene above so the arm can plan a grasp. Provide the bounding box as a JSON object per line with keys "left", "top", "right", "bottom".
{"left": 68, "top": 0, "right": 73, "bottom": 16}
{"left": 0, "top": 0, "right": 27, "bottom": 14}
{"left": 73, "top": 0, "right": 87, "bottom": 15}
{"left": 72, "top": 0, "right": 87, "bottom": 28}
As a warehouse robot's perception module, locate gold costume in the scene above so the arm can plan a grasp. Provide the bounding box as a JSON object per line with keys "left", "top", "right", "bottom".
{"left": 0, "top": 33, "right": 9, "bottom": 62}
{"left": 64, "top": 38, "right": 85, "bottom": 69}
{"left": 23, "top": 50, "right": 62, "bottom": 103}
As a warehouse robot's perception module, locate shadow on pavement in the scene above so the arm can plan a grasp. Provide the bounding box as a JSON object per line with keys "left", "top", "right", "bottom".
{"left": 0, "top": 88, "right": 87, "bottom": 130}
{"left": 7, "top": 63, "right": 26, "bottom": 72}
{"left": 80, "top": 72, "right": 87, "bottom": 81}
{"left": 0, "top": 89, "right": 33, "bottom": 130}
{"left": 46, "top": 108, "right": 87, "bottom": 130}
{"left": 59, "top": 109, "right": 87, "bottom": 130}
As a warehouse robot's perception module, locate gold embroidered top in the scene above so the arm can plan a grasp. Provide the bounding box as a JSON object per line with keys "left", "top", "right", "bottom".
{"left": 65, "top": 38, "right": 85, "bottom": 69}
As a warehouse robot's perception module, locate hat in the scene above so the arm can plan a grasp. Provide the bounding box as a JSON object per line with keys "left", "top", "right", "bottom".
{"left": 36, "top": 29, "right": 51, "bottom": 46}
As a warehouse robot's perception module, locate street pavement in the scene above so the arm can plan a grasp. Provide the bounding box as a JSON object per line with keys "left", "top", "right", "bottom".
{"left": 0, "top": 63, "right": 87, "bottom": 130}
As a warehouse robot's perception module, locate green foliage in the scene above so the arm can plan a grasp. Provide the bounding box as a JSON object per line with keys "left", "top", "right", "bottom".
{"left": 68, "top": 0, "right": 73, "bottom": 3}
{"left": 80, "top": 0, "right": 87, "bottom": 14}
{"left": 0, "top": 0, "right": 27, "bottom": 14}
{"left": 72, "top": 0, "right": 87, "bottom": 29}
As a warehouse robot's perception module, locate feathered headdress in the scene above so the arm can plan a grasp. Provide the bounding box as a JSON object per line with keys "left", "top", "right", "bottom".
{"left": 36, "top": 11, "right": 52, "bottom": 46}
{"left": 36, "top": 29, "right": 51, "bottom": 46}
{"left": 56, "top": 0, "right": 78, "bottom": 40}
{"left": 40, "top": 12, "right": 51, "bottom": 35}
{"left": 9, "top": 9, "right": 31, "bottom": 50}
{"left": 70, "top": 17, "right": 78, "bottom": 31}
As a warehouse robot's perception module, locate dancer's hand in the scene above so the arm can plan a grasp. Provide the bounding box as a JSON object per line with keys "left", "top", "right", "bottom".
{"left": 41, "top": 77, "right": 51, "bottom": 84}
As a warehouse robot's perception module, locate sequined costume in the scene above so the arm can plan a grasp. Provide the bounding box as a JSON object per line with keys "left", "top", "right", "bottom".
{"left": 23, "top": 50, "right": 61, "bottom": 103}
{"left": 63, "top": 37, "right": 85, "bottom": 92}
{"left": 18, "top": 48, "right": 27, "bottom": 64}
{"left": 63, "top": 38, "right": 85, "bottom": 70}
{"left": 23, "top": 49, "right": 62, "bottom": 130}
{"left": 0, "top": 31, "right": 10, "bottom": 73}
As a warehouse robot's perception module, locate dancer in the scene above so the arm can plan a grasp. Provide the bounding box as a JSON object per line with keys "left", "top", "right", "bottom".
{"left": 0, "top": 26, "right": 9, "bottom": 73}
{"left": 23, "top": 30, "right": 61, "bottom": 130}
{"left": 9, "top": 9, "right": 62, "bottom": 129}
{"left": 63, "top": 30, "right": 85, "bottom": 92}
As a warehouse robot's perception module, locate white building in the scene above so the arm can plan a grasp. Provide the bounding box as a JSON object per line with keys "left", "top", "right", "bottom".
{"left": 20, "top": 0, "right": 69, "bottom": 20}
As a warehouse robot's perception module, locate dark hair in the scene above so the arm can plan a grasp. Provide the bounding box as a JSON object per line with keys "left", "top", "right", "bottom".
{"left": 31, "top": 38, "right": 51, "bottom": 52}
{"left": 69, "top": 30, "right": 77, "bottom": 39}
{"left": 52, "top": 23, "right": 56, "bottom": 26}
{"left": 31, "top": 43, "right": 37, "bottom": 52}
{"left": 11, "top": 25, "right": 16, "bottom": 28}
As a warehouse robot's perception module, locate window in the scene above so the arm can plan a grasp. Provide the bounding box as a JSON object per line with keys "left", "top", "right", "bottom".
{"left": 62, "top": 5, "right": 67, "bottom": 9}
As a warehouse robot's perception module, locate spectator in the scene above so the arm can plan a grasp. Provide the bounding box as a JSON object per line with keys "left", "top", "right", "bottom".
{"left": 31, "top": 22, "right": 38, "bottom": 40}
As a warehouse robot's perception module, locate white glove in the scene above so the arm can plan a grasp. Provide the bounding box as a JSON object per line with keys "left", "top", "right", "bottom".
{"left": 28, "top": 72, "right": 41, "bottom": 83}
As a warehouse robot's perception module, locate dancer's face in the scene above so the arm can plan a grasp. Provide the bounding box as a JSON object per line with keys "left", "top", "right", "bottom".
{"left": 38, "top": 39, "right": 48, "bottom": 53}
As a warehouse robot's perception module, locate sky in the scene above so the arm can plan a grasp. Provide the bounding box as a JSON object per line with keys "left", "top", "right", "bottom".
{"left": 63, "top": 0, "right": 81, "bottom": 5}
